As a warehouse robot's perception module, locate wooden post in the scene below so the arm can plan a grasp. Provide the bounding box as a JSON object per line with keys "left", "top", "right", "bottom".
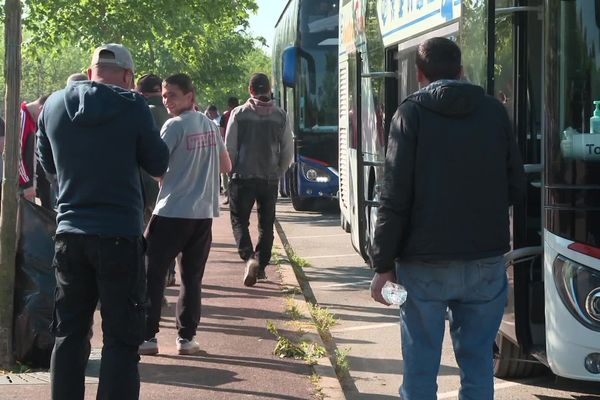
{"left": 0, "top": 0, "right": 22, "bottom": 369}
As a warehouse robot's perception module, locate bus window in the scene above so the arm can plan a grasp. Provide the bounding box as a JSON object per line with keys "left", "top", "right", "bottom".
{"left": 460, "top": 0, "right": 488, "bottom": 87}
{"left": 546, "top": 0, "right": 600, "bottom": 248}
{"left": 297, "top": 0, "right": 339, "bottom": 134}
{"left": 494, "top": 8, "right": 515, "bottom": 121}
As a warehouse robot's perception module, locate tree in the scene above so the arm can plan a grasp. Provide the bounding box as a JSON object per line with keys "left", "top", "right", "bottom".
{"left": 0, "top": 0, "right": 22, "bottom": 369}
{"left": 22, "top": 0, "right": 261, "bottom": 104}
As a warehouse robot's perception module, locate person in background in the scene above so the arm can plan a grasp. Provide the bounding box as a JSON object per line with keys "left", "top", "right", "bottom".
{"left": 19, "top": 95, "right": 47, "bottom": 203}
{"left": 139, "top": 73, "right": 231, "bottom": 356}
{"left": 205, "top": 104, "right": 220, "bottom": 125}
{"left": 369, "top": 37, "right": 525, "bottom": 400}
{"left": 37, "top": 43, "right": 169, "bottom": 400}
{"left": 66, "top": 73, "right": 88, "bottom": 85}
{"left": 225, "top": 73, "right": 293, "bottom": 286}
{"left": 219, "top": 96, "right": 239, "bottom": 205}
{"left": 136, "top": 73, "right": 178, "bottom": 287}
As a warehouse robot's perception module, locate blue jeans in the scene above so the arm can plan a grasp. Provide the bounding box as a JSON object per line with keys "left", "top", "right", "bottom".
{"left": 396, "top": 256, "right": 507, "bottom": 400}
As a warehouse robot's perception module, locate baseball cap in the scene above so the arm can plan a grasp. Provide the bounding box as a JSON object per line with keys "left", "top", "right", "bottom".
{"left": 249, "top": 73, "right": 271, "bottom": 95}
{"left": 136, "top": 74, "right": 162, "bottom": 93}
{"left": 91, "top": 43, "right": 135, "bottom": 72}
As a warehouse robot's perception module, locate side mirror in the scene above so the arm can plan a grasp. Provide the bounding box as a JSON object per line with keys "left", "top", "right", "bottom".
{"left": 282, "top": 46, "right": 299, "bottom": 87}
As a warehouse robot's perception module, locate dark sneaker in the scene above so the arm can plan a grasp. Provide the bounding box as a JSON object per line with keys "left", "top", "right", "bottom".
{"left": 243, "top": 258, "right": 260, "bottom": 287}
{"left": 176, "top": 337, "right": 200, "bottom": 355}
{"left": 257, "top": 269, "right": 267, "bottom": 281}
{"left": 138, "top": 338, "right": 158, "bottom": 355}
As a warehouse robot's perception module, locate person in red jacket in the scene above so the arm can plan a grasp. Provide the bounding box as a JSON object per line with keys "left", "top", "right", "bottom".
{"left": 19, "top": 95, "right": 47, "bottom": 201}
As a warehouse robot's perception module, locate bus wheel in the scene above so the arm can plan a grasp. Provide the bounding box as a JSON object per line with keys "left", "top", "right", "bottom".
{"left": 290, "top": 174, "right": 313, "bottom": 211}
{"left": 493, "top": 333, "right": 547, "bottom": 378}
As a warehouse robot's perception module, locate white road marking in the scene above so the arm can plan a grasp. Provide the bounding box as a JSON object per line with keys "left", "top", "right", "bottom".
{"left": 304, "top": 253, "right": 360, "bottom": 259}
{"left": 437, "top": 381, "right": 521, "bottom": 399}
{"left": 331, "top": 322, "right": 398, "bottom": 334}
{"left": 286, "top": 233, "right": 349, "bottom": 239}
{"left": 317, "top": 279, "right": 372, "bottom": 288}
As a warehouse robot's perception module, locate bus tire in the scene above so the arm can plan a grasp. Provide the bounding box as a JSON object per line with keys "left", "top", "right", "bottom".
{"left": 493, "top": 333, "right": 546, "bottom": 379}
{"left": 290, "top": 174, "right": 313, "bottom": 211}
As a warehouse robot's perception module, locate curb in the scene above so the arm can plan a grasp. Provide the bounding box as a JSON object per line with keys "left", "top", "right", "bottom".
{"left": 274, "top": 219, "right": 347, "bottom": 400}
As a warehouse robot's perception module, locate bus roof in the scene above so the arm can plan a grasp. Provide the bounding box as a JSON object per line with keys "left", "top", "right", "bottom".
{"left": 275, "top": 0, "right": 295, "bottom": 28}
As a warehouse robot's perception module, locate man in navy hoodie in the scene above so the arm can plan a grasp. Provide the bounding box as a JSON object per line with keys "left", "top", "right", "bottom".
{"left": 37, "top": 43, "right": 169, "bottom": 400}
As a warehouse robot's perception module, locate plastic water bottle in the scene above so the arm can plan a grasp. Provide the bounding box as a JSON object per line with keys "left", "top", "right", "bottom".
{"left": 381, "top": 281, "right": 408, "bottom": 305}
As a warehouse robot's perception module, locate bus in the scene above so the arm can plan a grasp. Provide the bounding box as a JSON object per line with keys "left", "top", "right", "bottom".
{"left": 339, "top": 0, "right": 600, "bottom": 381}
{"left": 272, "top": 0, "right": 340, "bottom": 211}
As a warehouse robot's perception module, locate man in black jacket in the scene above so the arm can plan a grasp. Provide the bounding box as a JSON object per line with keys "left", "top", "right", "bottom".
{"left": 37, "top": 43, "right": 169, "bottom": 400}
{"left": 369, "top": 37, "right": 525, "bottom": 400}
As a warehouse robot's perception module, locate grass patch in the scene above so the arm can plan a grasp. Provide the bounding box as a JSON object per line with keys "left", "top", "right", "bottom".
{"left": 281, "top": 285, "right": 303, "bottom": 295}
{"left": 286, "top": 297, "right": 303, "bottom": 320}
{"left": 284, "top": 244, "right": 312, "bottom": 269}
{"left": 309, "top": 303, "right": 338, "bottom": 336}
{"left": 334, "top": 347, "right": 351, "bottom": 375}
{"left": 310, "top": 372, "right": 325, "bottom": 400}
{"left": 267, "top": 321, "right": 326, "bottom": 365}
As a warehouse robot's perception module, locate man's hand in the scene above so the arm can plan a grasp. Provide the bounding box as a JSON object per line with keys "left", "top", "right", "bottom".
{"left": 23, "top": 187, "right": 36, "bottom": 201}
{"left": 370, "top": 270, "right": 396, "bottom": 306}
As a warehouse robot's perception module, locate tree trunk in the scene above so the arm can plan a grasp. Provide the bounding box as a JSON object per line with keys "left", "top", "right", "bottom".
{"left": 0, "top": 0, "right": 22, "bottom": 370}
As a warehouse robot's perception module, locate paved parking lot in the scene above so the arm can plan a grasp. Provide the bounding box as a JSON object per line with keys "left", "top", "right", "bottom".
{"left": 275, "top": 198, "right": 600, "bottom": 400}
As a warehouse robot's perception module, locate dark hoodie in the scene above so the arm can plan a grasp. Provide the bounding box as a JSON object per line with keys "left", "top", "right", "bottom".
{"left": 370, "top": 80, "right": 525, "bottom": 272}
{"left": 37, "top": 81, "right": 169, "bottom": 237}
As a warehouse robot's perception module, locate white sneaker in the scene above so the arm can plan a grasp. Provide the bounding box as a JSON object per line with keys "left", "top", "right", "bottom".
{"left": 138, "top": 338, "right": 158, "bottom": 355}
{"left": 243, "top": 258, "right": 260, "bottom": 287}
{"left": 176, "top": 337, "right": 200, "bottom": 355}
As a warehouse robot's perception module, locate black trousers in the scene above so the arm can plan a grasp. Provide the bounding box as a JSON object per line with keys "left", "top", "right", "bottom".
{"left": 229, "top": 178, "right": 278, "bottom": 268}
{"left": 144, "top": 216, "right": 212, "bottom": 340}
{"left": 50, "top": 234, "right": 146, "bottom": 400}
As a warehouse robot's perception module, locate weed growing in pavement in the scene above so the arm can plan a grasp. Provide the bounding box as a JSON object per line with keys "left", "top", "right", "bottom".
{"left": 309, "top": 303, "right": 338, "bottom": 337}
{"left": 281, "top": 285, "right": 302, "bottom": 295}
{"left": 267, "top": 321, "right": 326, "bottom": 365}
{"left": 334, "top": 347, "right": 352, "bottom": 375}
{"left": 286, "top": 296, "right": 303, "bottom": 320}
{"left": 300, "top": 341, "right": 327, "bottom": 365}
{"left": 310, "top": 372, "right": 325, "bottom": 400}
{"left": 284, "top": 244, "right": 312, "bottom": 269}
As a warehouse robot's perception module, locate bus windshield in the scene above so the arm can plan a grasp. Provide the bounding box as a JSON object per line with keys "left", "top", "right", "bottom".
{"left": 298, "top": 0, "right": 339, "bottom": 133}
{"left": 550, "top": 0, "right": 600, "bottom": 182}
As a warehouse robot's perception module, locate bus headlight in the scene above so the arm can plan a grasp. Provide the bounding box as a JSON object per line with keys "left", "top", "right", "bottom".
{"left": 553, "top": 255, "right": 600, "bottom": 331}
{"left": 301, "top": 164, "right": 330, "bottom": 183}
{"left": 586, "top": 289, "right": 600, "bottom": 322}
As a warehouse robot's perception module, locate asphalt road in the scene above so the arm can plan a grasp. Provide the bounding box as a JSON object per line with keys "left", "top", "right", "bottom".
{"left": 275, "top": 197, "right": 600, "bottom": 400}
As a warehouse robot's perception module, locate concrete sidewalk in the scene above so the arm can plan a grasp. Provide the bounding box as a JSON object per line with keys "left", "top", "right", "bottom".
{"left": 0, "top": 204, "right": 323, "bottom": 400}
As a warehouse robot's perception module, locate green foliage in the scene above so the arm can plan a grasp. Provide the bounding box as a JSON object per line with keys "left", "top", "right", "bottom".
{"left": 308, "top": 303, "right": 337, "bottom": 338}
{"left": 286, "top": 296, "right": 303, "bottom": 320}
{"left": 334, "top": 347, "right": 351, "bottom": 375}
{"left": 0, "top": 0, "right": 273, "bottom": 113}
{"left": 284, "top": 244, "right": 313, "bottom": 269}
{"left": 266, "top": 320, "right": 326, "bottom": 365}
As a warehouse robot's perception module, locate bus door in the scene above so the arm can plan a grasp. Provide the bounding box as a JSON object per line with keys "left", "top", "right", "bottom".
{"left": 492, "top": 1, "right": 546, "bottom": 377}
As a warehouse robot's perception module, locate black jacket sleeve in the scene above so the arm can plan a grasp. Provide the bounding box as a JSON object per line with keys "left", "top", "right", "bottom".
{"left": 136, "top": 101, "right": 169, "bottom": 178}
{"left": 36, "top": 109, "right": 56, "bottom": 176}
{"left": 369, "top": 104, "right": 418, "bottom": 273}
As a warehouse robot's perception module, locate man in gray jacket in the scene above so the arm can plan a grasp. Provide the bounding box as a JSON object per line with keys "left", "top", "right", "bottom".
{"left": 225, "top": 73, "right": 293, "bottom": 286}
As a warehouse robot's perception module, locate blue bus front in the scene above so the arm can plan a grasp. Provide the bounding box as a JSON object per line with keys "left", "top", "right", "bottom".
{"left": 280, "top": 0, "right": 339, "bottom": 210}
